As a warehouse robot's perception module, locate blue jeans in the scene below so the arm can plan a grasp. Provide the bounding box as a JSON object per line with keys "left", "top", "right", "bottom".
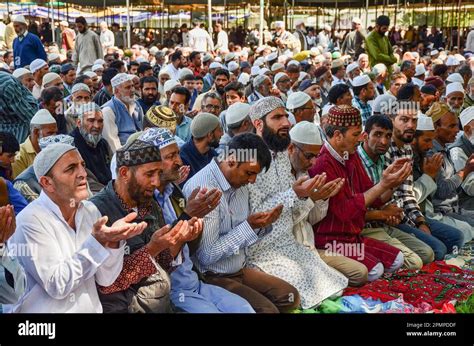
{"left": 397, "top": 219, "right": 465, "bottom": 261}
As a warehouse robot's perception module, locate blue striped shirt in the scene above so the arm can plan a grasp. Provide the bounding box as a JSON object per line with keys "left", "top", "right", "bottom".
{"left": 183, "top": 159, "right": 258, "bottom": 274}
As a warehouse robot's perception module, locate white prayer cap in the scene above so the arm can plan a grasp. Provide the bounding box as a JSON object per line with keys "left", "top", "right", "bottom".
{"left": 158, "top": 68, "right": 170, "bottom": 77}
{"left": 352, "top": 74, "right": 371, "bottom": 87}
{"left": 13, "top": 15, "right": 27, "bottom": 25}
{"left": 352, "top": 17, "right": 362, "bottom": 24}
{"left": 238, "top": 72, "right": 250, "bottom": 86}
{"left": 12, "top": 68, "right": 31, "bottom": 79}
{"left": 164, "top": 79, "right": 180, "bottom": 93}
{"left": 71, "top": 83, "right": 91, "bottom": 95}
{"left": 224, "top": 52, "right": 236, "bottom": 62}
{"left": 372, "top": 94, "right": 397, "bottom": 114}
{"left": 258, "top": 67, "right": 270, "bottom": 76}
{"left": 286, "top": 91, "right": 311, "bottom": 111}
{"left": 265, "top": 52, "right": 278, "bottom": 62}
{"left": 178, "top": 68, "right": 194, "bottom": 80}
{"left": 331, "top": 59, "right": 344, "bottom": 69}
{"left": 346, "top": 62, "right": 359, "bottom": 74}
{"left": 209, "top": 62, "right": 222, "bottom": 69}
{"left": 47, "top": 53, "right": 60, "bottom": 62}
{"left": 254, "top": 57, "right": 265, "bottom": 67}
{"left": 42, "top": 72, "right": 61, "bottom": 87}
{"left": 30, "top": 59, "right": 47, "bottom": 74}
{"left": 460, "top": 106, "right": 474, "bottom": 127}
{"left": 59, "top": 21, "right": 69, "bottom": 27}
{"left": 294, "top": 19, "right": 305, "bottom": 27}
{"left": 228, "top": 61, "right": 239, "bottom": 72}
{"left": 287, "top": 60, "right": 300, "bottom": 67}
{"left": 226, "top": 102, "right": 251, "bottom": 125}
{"left": 84, "top": 71, "right": 97, "bottom": 79}
{"left": 324, "top": 25, "right": 332, "bottom": 31}
{"left": 92, "top": 64, "right": 104, "bottom": 72}
{"left": 249, "top": 96, "right": 285, "bottom": 121}
{"left": 290, "top": 120, "right": 322, "bottom": 145}
{"left": 214, "top": 56, "right": 222, "bottom": 63}
{"left": 94, "top": 59, "right": 106, "bottom": 66}
{"left": 271, "top": 62, "right": 285, "bottom": 72}
{"left": 34, "top": 143, "right": 77, "bottom": 180}
{"left": 38, "top": 134, "right": 75, "bottom": 150}
{"left": 446, "top": 56, "right": 460, "bottom": 66}
{"left": 446, "top": 82, "right": 465, "bottom": 96}
{"left": 415, "top": 64, "right": 426, "bottom": 77}
{"left": 310, "top": 47, "right": 320, "bottom": 57}
{"left": 136, "top": 56, "right": 147, "bottom": 64}
{"left": 430, "top": 49, "right": 439, "bottom": 56}
{"left": 372, "top": 63, "right": 387, "bottom": 76}
{"left": 31, "top": 109, "right": 56, "bottom": 126}
{"left": 315, "top": 55, "right": 325, "bottom": 63}
{"left": 202, "top": 53, "right": 212, "bottom": 63}
{"left": 274, "top": 72, "right": 288, "bottom": 84}
{"left": 298, "top": 71, "right": 309, "bottom": 82}
{"left": 446, "top": 73, "right": 464, "bottom": 84}
{"left": 454, "top": 53, "right": 466, "bottom": 62}
{"left": 255, "top": 46, "right": 265, "bottom": 54}
{"left": 251, "top": 66, "right": 260, "bottom": 76}
{"left": 416, "top": 114, "right": 435, "bottom": 131}
{"left": 274, "top": 21, "right": 285, "bottom": 29}
{"left": 111, "top": 73, "right": 132, "bottom": 89}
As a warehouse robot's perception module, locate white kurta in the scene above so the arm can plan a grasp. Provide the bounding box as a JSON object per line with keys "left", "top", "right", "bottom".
{"left": 5, "top": 191, "right": 124, "bottom": 313}
{"left": 246, "top": 151, "right": 348, "bottom": 309}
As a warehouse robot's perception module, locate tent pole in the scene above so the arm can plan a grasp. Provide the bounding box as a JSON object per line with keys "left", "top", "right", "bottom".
{"left": 126, "top": 0, "right": 131, "bottom": 48}
{"left": 365, "top": 0, "right": 369, "bottom": 29}
{"left": 51, "top": 1, "right": 55, "bottom": 44}
{"left": 208, "top": 0, "right": 212, "bottom": 34}
{"left": 259, "top": 0, "right": 264, "bottom": 46}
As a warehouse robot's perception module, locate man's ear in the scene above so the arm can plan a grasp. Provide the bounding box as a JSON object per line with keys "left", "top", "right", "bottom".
{"left": 287, "top": 142, "right": 295, "bottom": 155}
{"left": 118, "top": 166, "right": 130, "bottom": 180}
{"left": 39, "top": 175, "right": 54, "bottom": 192}
{"left": 253, "top": 119, "right": 263, "bottom": 133}
{"left": 362, "top": 132, "right": 369, "bottom": 142}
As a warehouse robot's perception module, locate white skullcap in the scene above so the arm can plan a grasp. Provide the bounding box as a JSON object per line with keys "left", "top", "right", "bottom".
{"left": 164, "top": 80, "right": 181, "bottom": 93}
{"left": 310, "top": 47, "right": 320, "bottom": 57}
{"left": 92, "top": 64, "right": 104, "bottom": 72}
{"left": 38, "top": 134, "right": 75, "bottom": 150}
{"left": 358, "top": 53, "right": 368, "bottom": 61}
{"left": 415, "top": 64, "right": 426, "bottom": 77}
{"left": 352, "top": 74, "right": 371, "bottom": 87}
{"left": 214, "top": 57, "right": 222, "bottom": 63}
{"left": 258, "top": 68, "right": 270, "bottom": 76}
{"left": 71, "top": 83, "right": 91, "bottom": 95}
{"left": 94, "top": 59, "right": 106, "bottom": 66}
{"left": 446, "top": 82, "right": 465, "bottom": 96}
{"left": 209, "top": 62, "right": 222, "bottom": 69}
{"left": 255, "top": 46, "right": 265, "bottom": 54}
{"left": 202, "top": 53, "right": 212, "bottom": 63}
{"left": 430, "top": 49, "right": 439, "bottom": 56}
{"left": 446, "top": 73, "right": 464, "bottom": 84}
{"left": 60, "top": 21, "right": 69, "bottom": 27}
{"left": 315, "top": 55, "right": 325, "bottom": 63}
{"left": 250, "top": 66, "right": 260, "bottom": 76}
{"left": 31, "top": 109, "right": 56, "bottom": 125}
{"left": 290, "top": 121, "right": 322, "bottom": 145}
{"left": 372, "top": 94, "right": 397, "bottom": 114}
{"left": 286, "top": 91, "right": 311, "bottom": 111}
{"left": 111, "top": 73, "right": 132, "bottom": 89}
{"left": 83, "top": 71, "right": 97, "bottom": 79}
{"left": 47, "top": 53, "right": 60, "bottom": 62}
{"left": 226, "top": 102, "right": 251, "bottom": 125}
{"left": 12, "top": 68, "right": 31, "bottom": 79}
{"left": 237, "top": 72, "right": 250, "bottom": 86}
{"left": 13, "top": 15, "right": 27, "bottom": 25}
{"left": 274, "top": 21, "right": 285, "bottom": 29}
{"left": 372, "top": 63, "right": 387, "bottom": 76}
{"left": 42, "top": 72, "right": 61, "bottom": 87}
{"left": 294, "top": 19, "right": 305, "bottom": 27}
{"left": 228, "top": 61, "right": 239, "bottom": 72}
{"left": 30, "top": 59, "right": 47, "bottom": 74}
{"left": 446, "top": 56, "right": 460, "bottom": 66}
{"left": 34, "top": 143, "right": 77, "bottom": 180}
{"left": 158, "top": 68, "right": 170, "bottom": 77}
{"left": 254, "top": 57, "right": 265, "bottom": 67}
{"left": 265, "top": 52, "right": 278, "bottom": 62}
{"left": 224, "top": 52, "right": 236, "bottom": 62}
{"left": 253, "top": 75, "right": 269, "bottom": 89}
{"left": 460, "top": 106, "right": 474, "bottom": 127}
{"left": 178, "top": 68, "right": 194, "bottom": 80}
{"left": 298, "top": 71, "right": 309, "bottom": 82}
{"left": 271, "top": 62, "right": 285, "bottom": 72}
{"left": 274, "top": 72, "right": 288, "bottom": 84}
{"left": 352, "top": 17, "right": 362, "bottom": 24}
{"left": 331, "top": 59, "right": 344, "bottom": 69}
{"left": 287, "top": 60, "right": 300, "bottom": 67}
{"left": 416, "top": 114, "right": 435, "bottom": 131}
{"left": 454, "top": 54, "right": 466, "bottom": 62}
{"left": 249, "top": 96, "right": 285, "bottom": 121}
{"left": 324, "top": 25, "right": 332, "bottom": 31}
{"left": 135, "top": 57, "right": 147, "bottom": 64}
{"left": 346, "top": 62, "right": 359, "bottom": 74}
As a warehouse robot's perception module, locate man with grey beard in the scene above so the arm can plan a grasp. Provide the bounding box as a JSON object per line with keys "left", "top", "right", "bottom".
{"left": 71, "top": 102, "right": 112, "bottom": 193}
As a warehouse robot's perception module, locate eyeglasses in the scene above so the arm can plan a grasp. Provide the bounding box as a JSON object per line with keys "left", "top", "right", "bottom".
{"left": 294, "top": 143, "right": 318, "bottom": 160}
{"left": 203, "top": 104, "right": 221, "bottom": 111}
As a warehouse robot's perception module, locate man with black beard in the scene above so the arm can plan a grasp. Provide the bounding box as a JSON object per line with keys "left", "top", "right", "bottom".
{"left": 137, "top": 76, "right": 160, "bottom": 115}
{"left": 193, "top": 69, "right": 230, "bottom": 112}
{"left": 180, "top": 112, "right": 223, "bottom": 183}
{"left": 71, "top": 103, "right": 112, "bottom": 193}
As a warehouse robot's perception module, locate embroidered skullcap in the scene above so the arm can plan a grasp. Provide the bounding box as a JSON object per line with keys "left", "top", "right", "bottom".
{"left": 116, "top": 138, "right": 161, "bottom": 168}
{"left": 76, "top": 102, "right": 101, "bottom": 118}
{"left": 460, "top": 106, "right": 474, "bottom": 127}
{"left": 249, "top": 96, "right": 285, "bottom": 121}
{"left": 225, "top": 52, "right": 236, "bottom": 63}
{"left": 84, "top": 71, "right": 97, "bottom": 79}
{"left": 38, "top": 134, "right": 75, "bottom": 150}
{"left": 191, "top": 113, "right": 220, "bottom": 138}
{"left": 34, "top": 143, "right": 77, "bottom": 180}
{"left": 416, "top": 114, "right": 435, "bottom": 131}
{"left": 138, "top": 127, "right": 176, "bottom": 149}
{"left": 111, "top": 73, "right": 132, "bottom": 89}
{"left": 178, "top": 68, "right": 194, "bottom": 80}
{"left": 253, "top": 74, "right": 269, "bottom": 89}
{"left": 203, "top": 54, "right": 212, "bottom": 63}
{"left": 346, "top": 62, "right": 359, "bottom": 74}
{"left": 290, "top": 121, "right": 322, "bottom": 145}
{"left": 426, "top": 102, "right": 451, "bottom": 123}
{"left": 143, "top": 105, "right": 178, "bottom": 132}
{"left": 71, "top": 83, "right": 91, "bottom": 95}
{"left": 327, "top": 105, "right": 362, "bottom": 127}
{"left": 250, "top": 66, "right": 260, "bottom": 76}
